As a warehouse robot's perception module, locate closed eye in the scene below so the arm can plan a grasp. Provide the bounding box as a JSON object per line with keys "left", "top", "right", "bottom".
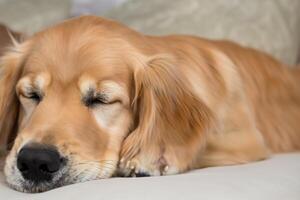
{"left": 84, "top": 95, "right": 109, "bottom": 107}
{"left": 82, "top": 91, "right": 113, "bottom": 107}
{"left": 21, "top": 91, "right": 43, "bottom": 102}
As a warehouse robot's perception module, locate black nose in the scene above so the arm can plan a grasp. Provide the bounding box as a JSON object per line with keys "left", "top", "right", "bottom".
{"left": 17, "top": 144, "right": 64, "bottom": 183}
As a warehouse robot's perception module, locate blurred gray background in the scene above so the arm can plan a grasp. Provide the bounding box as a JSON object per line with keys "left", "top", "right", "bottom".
{"left": 0, "top": 0, "right": 299, "bottom": 65}
{"left": 0, "top": 0, "right": 123, "bottom": 34}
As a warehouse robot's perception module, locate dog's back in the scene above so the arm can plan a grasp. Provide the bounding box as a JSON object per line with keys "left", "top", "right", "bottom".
{"left": 147, "top": 34, "right": 300, "bottom": 154}
{"left": 215, "top": 41, "right": 300, "bottom": 152}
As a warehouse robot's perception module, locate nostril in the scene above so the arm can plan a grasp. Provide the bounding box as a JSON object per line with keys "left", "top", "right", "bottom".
{"left": 18, "top": 162, "right": 29, "bottom": 172}
{"left": 39, "top": 163, "right": 59, "bottom": 173}
{"left": 39, "top": 164, "right": 50, "bottom": 173}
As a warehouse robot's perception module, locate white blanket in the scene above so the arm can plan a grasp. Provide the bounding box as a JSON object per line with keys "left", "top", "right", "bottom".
{"left": 0, "top": 153, "right": 299, "bottom": 200}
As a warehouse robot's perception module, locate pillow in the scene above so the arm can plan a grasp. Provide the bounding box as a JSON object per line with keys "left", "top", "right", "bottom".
{"left": 105, "top": 0, "right": 300, "bottom": 65}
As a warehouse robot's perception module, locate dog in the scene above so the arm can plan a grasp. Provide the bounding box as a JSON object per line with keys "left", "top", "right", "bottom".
{"left": 0, "top": 16, "right": 299, "bottom": 193}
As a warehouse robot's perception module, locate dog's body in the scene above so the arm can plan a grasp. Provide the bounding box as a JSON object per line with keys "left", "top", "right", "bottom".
{"left": 0, "top": 16, "right": 299, "bottom": 192}
{"left": 118, "top": 35, "right": 300, "bottom": 174}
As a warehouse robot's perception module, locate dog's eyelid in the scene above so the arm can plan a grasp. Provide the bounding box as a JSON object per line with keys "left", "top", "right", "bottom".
{"left": 20, "top": 89, "right": 43, "bottom": 102}
{"left": 82, "top": 90, "right": 112, "bottom": 107}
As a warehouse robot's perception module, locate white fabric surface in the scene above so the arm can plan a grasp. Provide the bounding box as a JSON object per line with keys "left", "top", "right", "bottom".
{"left": 0, "top": 153, "right": 299, "bottom": 200}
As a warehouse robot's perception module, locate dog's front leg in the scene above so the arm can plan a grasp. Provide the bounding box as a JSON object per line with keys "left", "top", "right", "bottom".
{"left": 117, "top": 132, "right": 180, "bottom": 177}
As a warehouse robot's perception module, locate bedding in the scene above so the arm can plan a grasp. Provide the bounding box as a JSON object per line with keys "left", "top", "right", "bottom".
{"left": 0, "top": 153, "right": 299, "bottom": 199}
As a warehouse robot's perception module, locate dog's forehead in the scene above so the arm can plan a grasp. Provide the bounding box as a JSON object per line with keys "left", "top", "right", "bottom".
{"left": 23, "top": 28, "right": 133, "bottom": 85}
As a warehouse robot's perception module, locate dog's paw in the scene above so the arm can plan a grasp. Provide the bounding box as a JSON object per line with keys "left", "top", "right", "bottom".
{"left": 117, "top": 154, "right": 170, "bottom": 177}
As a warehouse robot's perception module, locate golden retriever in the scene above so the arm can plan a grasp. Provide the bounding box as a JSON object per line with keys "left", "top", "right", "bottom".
{"left": 0, "top": 16, "right": 299, "bottom": 193}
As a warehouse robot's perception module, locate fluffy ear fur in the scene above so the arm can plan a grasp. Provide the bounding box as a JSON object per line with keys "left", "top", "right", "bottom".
{"left": 121, "top": 55, "right": 213, "bottom": 169}
{"left": 0, "top": 48, "right": 25, "bottom": 153}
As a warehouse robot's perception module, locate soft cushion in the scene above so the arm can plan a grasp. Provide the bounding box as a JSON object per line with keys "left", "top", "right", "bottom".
{"left": 0, "top": 153, "right": 300, "bottom": 199}
{"left": 105, "top": 0, "right": 300, "bottom": 65}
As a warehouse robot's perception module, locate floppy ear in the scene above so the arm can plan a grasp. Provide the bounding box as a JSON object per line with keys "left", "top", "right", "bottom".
{"left": 0, "top": 48, "right": 25, "bottom": 153}
{"left": 121, "top": 55, "right": 213, "bottom": 166}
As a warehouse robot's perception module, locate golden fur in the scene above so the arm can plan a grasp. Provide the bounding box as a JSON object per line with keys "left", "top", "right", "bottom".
{"left": 0, "top": 16, "right": 299, "bottom": 192}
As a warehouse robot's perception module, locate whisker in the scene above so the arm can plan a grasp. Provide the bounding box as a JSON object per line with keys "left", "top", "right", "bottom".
{"left": 69, "top": 159, "right": 118, "bottom": 163}
{"left": 70, "top": 165, "right": 115, "bottom": 181}
{"left": 70, "top": 162, "right": 117, "bottom": 172}
{"left": 71, "top": 160, "right": 118, "bottom": 167}
{"left": 67, "top": 159, "right": 118, "bottom": 181}
{"left": 73, "top": 162, "right": 116, "bottom": 167}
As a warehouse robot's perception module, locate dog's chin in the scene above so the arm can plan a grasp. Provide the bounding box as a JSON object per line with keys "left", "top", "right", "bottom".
{"left": 8, "top": 179, "right": 65, "bottom": 193}
{"left": 7, "top": 173, "right": 99, "bottom": 193}
{"left": 6, "top": 168, "right": 69, "bottom": 193}
{"left": 5, "top": 166, "right": 109, "bottom": 193}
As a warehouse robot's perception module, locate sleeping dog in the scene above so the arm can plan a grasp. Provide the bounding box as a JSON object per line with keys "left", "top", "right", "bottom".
{"left": 0, "top": 16, "right": 299, "bottom": 192}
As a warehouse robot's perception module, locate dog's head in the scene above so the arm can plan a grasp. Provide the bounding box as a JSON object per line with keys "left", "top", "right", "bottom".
{"left": 0, "top": 16, "right": 216, "bottom": 192}
{"left": 1, "top": 16, "right": 140, "bottom": 192}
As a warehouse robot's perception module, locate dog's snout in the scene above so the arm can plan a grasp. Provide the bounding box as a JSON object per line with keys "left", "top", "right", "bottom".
{"left": 17, "top": 144, "right": 64, "bottom": 183}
